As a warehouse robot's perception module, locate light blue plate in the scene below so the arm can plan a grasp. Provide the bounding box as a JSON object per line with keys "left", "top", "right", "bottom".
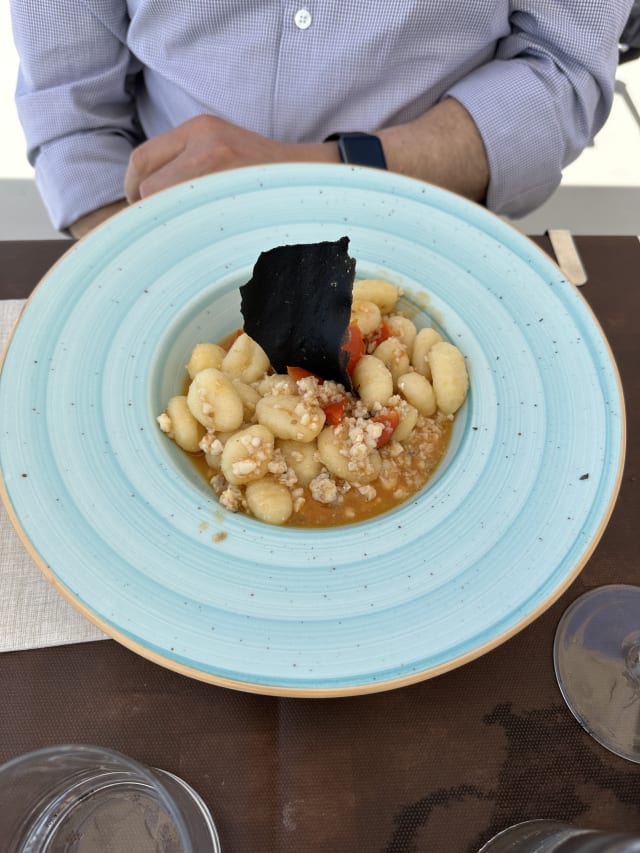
{"left": 0, "top": 165, "right": 625, "bottom": 696}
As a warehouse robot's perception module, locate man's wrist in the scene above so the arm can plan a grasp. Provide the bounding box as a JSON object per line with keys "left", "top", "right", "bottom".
{"left": 324, "top": 132, "right": 387, "bottom": 169}
{"left": 68, "top": 199, "right": 128, "bottom": 239}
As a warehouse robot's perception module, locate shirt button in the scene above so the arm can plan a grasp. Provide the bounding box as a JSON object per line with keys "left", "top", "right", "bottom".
{"left": 294, "top": 8, "right": 312, "bottom": 29}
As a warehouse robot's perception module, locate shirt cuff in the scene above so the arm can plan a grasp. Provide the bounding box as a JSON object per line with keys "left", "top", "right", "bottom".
{"left": 445, "top": 60, "right": 565, "bottom": 218}
{"left": 34, "top": 133, "right": 134, "bottom": 232}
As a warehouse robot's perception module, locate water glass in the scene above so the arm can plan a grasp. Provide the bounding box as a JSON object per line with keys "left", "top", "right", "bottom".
{"left": 0, "top": 744, "right": 221, "bottom": 852}
{"left": 478, "top": 819, "right": 640, "bottom": 852}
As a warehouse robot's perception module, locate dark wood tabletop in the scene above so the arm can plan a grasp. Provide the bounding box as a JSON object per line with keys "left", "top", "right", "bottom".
{"left": 1, "top": 237, "right": 639, "bottom": 853}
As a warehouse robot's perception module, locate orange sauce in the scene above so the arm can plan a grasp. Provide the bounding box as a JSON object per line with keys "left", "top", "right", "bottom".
{"left": 188, "top": 411, "right": 452, "bottom": 528}
{"left": 182, "top": 327, "right": 453, "bottom": 528}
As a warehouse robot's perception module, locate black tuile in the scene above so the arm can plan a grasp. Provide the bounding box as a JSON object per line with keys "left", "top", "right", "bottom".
{"left": 240, "top": 237, "right": 356, "bottom": 389}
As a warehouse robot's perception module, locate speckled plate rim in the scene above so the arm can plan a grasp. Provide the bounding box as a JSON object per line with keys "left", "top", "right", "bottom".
{"left": 0, "top": 164, "right": 626, "bottom": 697}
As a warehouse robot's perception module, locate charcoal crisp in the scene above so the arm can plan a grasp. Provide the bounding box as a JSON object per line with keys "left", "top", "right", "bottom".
{"left": 240, "top": 237, "right": 356, "bottom": 388}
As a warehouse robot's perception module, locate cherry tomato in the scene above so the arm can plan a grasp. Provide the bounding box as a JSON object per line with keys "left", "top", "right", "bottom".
{"left": 287, "top": 365, "right": 323, "bottom": 382}
{"left": 323, "top": 397, "right": 347, "bottom": 426}
{"left": 369, "top": 320, "right": 393, "bottom": 348}
{"left": 372, "top": 411, "right": 400, "bottom": 447}
{"left": 342, "top": 322, "right": 365, "bottom": 375}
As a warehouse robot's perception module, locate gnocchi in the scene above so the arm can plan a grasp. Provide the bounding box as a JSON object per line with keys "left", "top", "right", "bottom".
{"left": 352, "top": 355, "right": 394, "bottom": 408}
{"left": 158, "top": 276, "right": 469, "bottom": 527}
{"left": 353, "top": 279, "right": 400, "bottom": 314}
{"left": 186, "top": 343, "right": 226, "bottom": 379}
{"left": 255, "top": 394, "right": 325, "bottom": 442}
{"left": 222, "top": 333, "right": 270, "bottom": 383}
{"left": 186, "top": 368, "right": 244, "bottom": 432}
{"left": 245, "top": 478, "right": 293, "bottom": 525}
{"left": 397, "top": 372, "right": 437, "bottom": 417}
{"left": 390, "top": 401, "right": 419, "bottom": 442}
{"left": 277, "top": 439, "right": 322, "bottom": 486}
{"left": 351, "top": 300, "right": 382, "bottom": 336}
{"left": 372, "top": 337, "right": 411, "bottom": 385}
{"left": 411, "top": 327, "right": 443, "bottom": 379}
{"left": 317, "top": 425, "right": 382, "bottom": 484}
{"left": 384, "top": 315, "right": 417, "bottom": 349}
{"left": 429, "top": 341, "right": 469, "bottom": 415}
{"left": 158, "top": 395, "right": 205, "bottom": 453}
{"left": 232, "top": 379, "right": 261, "bottom": 421}
{"left": 220, "top": 425, "right": 275, "bottom": 486}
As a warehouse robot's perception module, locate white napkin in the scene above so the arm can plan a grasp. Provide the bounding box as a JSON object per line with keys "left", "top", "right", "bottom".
{"left": 1, "top": 299, "right": 107, "bottom": 652}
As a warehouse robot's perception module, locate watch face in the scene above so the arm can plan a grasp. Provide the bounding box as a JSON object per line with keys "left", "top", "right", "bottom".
{"left": 339, "top": 134, "right": 387, "bottom": 169}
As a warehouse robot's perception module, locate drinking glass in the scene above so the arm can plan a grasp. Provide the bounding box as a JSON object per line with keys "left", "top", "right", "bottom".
{"left": 553, "top": 584, "right": 640, "bottom": 763}
{"left": 478, "top": 819, "right": 640, "bottom": 852}
{"left": 0, "top": 744, "right": 221, "bottom": 852}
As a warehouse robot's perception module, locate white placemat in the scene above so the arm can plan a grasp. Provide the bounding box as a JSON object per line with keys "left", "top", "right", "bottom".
{"left": 1, "top": 299, "right": 107, "bottom": 652}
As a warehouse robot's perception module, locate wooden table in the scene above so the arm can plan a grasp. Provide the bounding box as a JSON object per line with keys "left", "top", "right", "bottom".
{"left": 1, "top": 237, "right": 639, "bottom": 853}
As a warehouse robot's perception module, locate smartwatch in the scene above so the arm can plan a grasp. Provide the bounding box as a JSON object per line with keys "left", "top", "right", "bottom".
{"left": 325, "top": 132, "right": 387, "bottom": 170}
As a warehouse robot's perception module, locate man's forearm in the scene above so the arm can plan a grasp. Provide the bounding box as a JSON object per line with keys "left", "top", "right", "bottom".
{"left": 84, "top": 99, "right": 488, "bottom": 232}
{"left": 378, "top": 97, "right": 489, "bottom": 204}
{"left": 68, "top": 199, "right": 128, "bottom": 239}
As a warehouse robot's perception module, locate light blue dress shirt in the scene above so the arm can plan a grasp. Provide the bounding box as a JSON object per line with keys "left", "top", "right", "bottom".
{"left": 10, "top": 1, "right": 632, "bottom": 230}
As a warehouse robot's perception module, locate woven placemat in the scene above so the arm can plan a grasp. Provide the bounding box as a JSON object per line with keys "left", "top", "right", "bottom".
{"left": 0, "top": 299, "right": 106, "bottom": 651}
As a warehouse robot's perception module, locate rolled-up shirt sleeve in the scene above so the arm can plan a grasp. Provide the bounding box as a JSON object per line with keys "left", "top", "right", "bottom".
{"left": 445, "top": 1, "right": 632, "bottom": 217}
{"left": 11, "top": 1, "right": 143, "bottom": 231}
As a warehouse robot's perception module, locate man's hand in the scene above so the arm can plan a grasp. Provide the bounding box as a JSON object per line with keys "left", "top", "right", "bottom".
{"left": 124, "top": 115, "right": 341, "bottom": 202}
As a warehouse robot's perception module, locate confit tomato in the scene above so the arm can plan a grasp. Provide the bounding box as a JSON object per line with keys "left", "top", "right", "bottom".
{"left": 287, "top": 365, "right": 323, "bottom": 383}
{"left": 342, "top": 323, "right": 365, "bottom": 375}
{"left": 323, "top": 396, "right": 347, "bottom": 426}
{"left": 369, "top": 320, "right": 393, "bottom": 348}
{"left": 372, "top": 410, "right": 400, "bottom": 447}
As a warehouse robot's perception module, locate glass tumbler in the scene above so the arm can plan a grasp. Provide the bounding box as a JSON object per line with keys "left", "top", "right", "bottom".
{"left": 0, "top": 744, "right": 221, "bottom": 853}
{"left": 477, "top": 819, "right": 640, "bottom": 852}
